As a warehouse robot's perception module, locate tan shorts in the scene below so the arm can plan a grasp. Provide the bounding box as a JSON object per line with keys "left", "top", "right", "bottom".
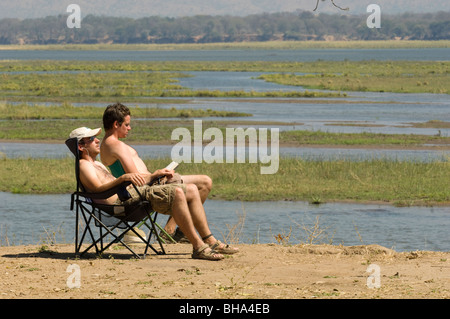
{"left": 121, "top": 183, "right": 186, "bottom": 215}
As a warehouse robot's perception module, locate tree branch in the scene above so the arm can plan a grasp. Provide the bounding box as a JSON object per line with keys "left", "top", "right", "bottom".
{"left": 331, "top": 0, "right": 349, "bottom": 11}
{"left": 313, "top": 0, "right": 349, "bottom": 11}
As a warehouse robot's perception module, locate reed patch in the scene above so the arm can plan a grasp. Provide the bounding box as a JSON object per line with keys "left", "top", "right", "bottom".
{"left": 1, "top": 157, "right": 448, "bottom": 206}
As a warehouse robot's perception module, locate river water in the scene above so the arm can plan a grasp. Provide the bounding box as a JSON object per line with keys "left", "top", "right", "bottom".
{"left": 0, "top": 48, "right": 449, "bottom": 251}
{"left": 1, "top": 48, "right": 449, "bottom": 61}
{"left": 1, "top": 142, "right": 449, "bottom": 163}
{"left": 1, "top": 192, "right": 449, "bottom": 252}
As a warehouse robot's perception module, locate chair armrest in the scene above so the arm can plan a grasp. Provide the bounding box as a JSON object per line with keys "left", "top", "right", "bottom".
{"left": 77, "top": 181, "right": 133, "bottom": 201}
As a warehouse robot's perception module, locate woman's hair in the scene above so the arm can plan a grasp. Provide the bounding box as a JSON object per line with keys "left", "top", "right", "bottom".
{"left": 102, "top": 103, "right": 131, "bottom": 130}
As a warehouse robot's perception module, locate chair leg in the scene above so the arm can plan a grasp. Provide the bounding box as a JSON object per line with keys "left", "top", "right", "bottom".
{"left": 80, "top": 206, "right": 162, "bottom": 258}
{"left": 75, "top": 202, "right": 80, "bottom": 255}
{"left": 144, "top": 212, "right": 166, "bottom": 255}
{"left": 136, "top": 215, "right": 176, "bottom": 244}
{"left": 73, "top": 198, "right": 168, "bottom": 258}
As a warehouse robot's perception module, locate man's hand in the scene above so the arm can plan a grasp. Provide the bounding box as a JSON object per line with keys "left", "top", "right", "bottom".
{"left": 120, "top": 173, "right": 149, "bottom": 186}
{"left": 154, "top": 168, "right": 175, "bottom": 179}
{"left": 149, "top": 168, "right": 175, "bottom": 185}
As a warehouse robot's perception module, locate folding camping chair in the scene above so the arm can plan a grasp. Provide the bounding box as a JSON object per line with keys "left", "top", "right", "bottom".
{"left": 65, "top": 137, "right": 166, "bottom": 258}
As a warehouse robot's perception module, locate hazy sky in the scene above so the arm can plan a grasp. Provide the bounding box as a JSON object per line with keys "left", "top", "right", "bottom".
{"left": 2, "top": 0, "right": 448, "bottom": 19}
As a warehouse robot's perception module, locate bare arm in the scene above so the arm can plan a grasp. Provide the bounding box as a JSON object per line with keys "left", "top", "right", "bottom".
{"left": 111, "top": 141, "right": 174, "bottom": 181}
{"left": 79, "top": 160, "right": 151, "bottom": 194}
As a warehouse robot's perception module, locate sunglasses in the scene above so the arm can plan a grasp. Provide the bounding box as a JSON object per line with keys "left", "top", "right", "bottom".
{"left": 80, "top": 136, "right": 96, "bottom": 144}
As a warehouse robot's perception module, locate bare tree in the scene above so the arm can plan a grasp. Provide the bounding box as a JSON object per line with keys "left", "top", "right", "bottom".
{"left": 313, "top": 0, "right": 349, "bottom": 11}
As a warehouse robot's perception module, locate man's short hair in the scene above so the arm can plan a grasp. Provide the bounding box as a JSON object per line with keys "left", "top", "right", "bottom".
{"left": 103, "top": 103, "right": 131, "bottom": 130}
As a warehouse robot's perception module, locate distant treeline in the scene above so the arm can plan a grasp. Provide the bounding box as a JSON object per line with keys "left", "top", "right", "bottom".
{"left": 0, "top": 11, "right": 449, "bottom": 45}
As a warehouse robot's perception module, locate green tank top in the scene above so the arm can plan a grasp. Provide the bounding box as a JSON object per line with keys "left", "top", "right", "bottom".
{"left": 108, "top": 160, "right": 131, "bottom": 201}
{"left": 108, "top": 160, "right": 126, "bottom": 178}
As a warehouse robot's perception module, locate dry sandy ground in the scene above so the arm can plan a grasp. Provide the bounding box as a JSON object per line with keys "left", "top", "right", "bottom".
{"left": 0, "top": 243, "right": 449, "bottom": 302}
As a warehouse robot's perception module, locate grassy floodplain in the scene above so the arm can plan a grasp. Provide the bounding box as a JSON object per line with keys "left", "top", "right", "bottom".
{"left": 1, "top": 44, "right": 449, "bottom": 206}
{"left": 0, "top": 59, "right": 448, "bottom": 97}
{"left": 0, "top": 102, "right": 250, "bottom": 120}
{"left": 1, "top": 157, "right": 449, "bottom": 207}
{"left": 258, "top": 60, "right": 449, "bottom": 94}
{"left": 1, "top": 109, "right": 449, "bottom": 146}
{"left": 0, "top": 65, "right": 341, "bottom": 102}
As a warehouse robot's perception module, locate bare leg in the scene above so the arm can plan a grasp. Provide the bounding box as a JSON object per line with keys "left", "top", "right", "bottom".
{"left": 181, "top": 175, "right": 212, "bottom": 203}
{"left": 164, "top": 217, "right": 178, "bottom": 235}
{"left": 183, "top": 183, "right": 214, "bottom": 239}
{"left": 169, "top": 186, "right": 223, "bottom": 259}
{"left": 182, "top": 183, "right": 239, "bottom": 254}
{"left": 164, "top": 175, "right": 212, "bottom": 234}
{"left": 170, "top": 187, "right": 203, "bottom": 249}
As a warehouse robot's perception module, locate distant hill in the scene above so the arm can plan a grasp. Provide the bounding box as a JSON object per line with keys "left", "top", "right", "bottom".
{"left": 1, "top": 0, "right": 449, "bottom": 19}
{"left": 1, "top": 11, "right": 448, "bottom": 45}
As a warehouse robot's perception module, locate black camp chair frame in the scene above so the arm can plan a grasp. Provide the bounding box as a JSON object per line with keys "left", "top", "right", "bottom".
{"left": 65, "top": 137, "right": 167, "bottom": 259}
{"left": 70, "top": 185, "right": 166, "bottom": 258}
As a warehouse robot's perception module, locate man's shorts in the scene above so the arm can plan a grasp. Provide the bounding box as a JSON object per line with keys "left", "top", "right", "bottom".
{"left": 121, "top": 183, "right": 186, "bottom": 215}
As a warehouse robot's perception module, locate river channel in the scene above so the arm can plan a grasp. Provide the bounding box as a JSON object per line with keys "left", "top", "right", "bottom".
{"left": 1, "top": 192, "right": 449, "bottom": 252}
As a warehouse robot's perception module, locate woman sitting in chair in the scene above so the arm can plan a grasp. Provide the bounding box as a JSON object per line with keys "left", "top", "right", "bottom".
{"left": 69, "top": 127, "right": 239, "bottom": 261}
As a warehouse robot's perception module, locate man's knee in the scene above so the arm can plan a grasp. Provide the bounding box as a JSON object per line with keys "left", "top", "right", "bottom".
{"left": 185, "top": 183, "right": 201, "bottom": 199}
{"left": 173, "top": 186, "right": 187, "bottom": 201}
{"left": 201, "top": 175, "right": 213, "bottom": 191}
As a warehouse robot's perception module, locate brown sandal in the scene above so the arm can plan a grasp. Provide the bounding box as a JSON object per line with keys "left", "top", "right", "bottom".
{"left": 210, "top": 240, "right": 239, "bottom": 254}
{"left": 192, "top": 244, "right": 224, "bottom": 261}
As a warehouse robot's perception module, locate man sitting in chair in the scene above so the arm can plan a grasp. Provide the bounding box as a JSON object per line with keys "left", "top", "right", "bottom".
{"left": 100, "top": 102, "right": 213, "bottom": 243}
{"left": 69, "top": 126, "right": 238, "bottom": 261}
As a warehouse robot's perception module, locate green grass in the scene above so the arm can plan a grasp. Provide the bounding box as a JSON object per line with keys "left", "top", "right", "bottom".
{"left": 0, "top": 70, "right": 188, "bottom": 101}
{"left": 1, "top": 157, "right": 449, "bottom": 206}
{"left": 1, "top": 117, "right": 449, "bottom": 147}
{"left": 0, "top": 103, "right": 250, "bottom": 120}
{"left": 258, "top": 61, "right": 450, "bottom": 94}
{"left": 408, "top": 120, "right": 450, "bottom": 129}
{"left": 1, "top": 60, "right": 447, "bottom": 97}
{"left": 281, "top": 130, "right": 449, "bottom": 146}
{"left": 187, "top": 158, "right": 450, "bottom": 205}
{"left": 0, "top": 117, "right": 450, "bottom": 147}
{"left": 0, "top": 64, "right": 342, "bottom": 102}
{"left": 0, "top": 157, "right": 74, "bottom": 194}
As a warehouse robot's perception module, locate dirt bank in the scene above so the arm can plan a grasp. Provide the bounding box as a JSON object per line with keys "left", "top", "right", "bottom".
{"left": 0, "top": 243, "right": 449, "bottom": 301}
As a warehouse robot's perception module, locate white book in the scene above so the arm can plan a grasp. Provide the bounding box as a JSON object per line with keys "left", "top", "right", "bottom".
{"left": 165, "top": 161, "right": 179, "bottom": 170}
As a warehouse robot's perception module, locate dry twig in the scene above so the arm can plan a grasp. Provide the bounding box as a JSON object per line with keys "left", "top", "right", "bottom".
{"left": 313, "top": 0, "right": 349, "bottom": 11}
